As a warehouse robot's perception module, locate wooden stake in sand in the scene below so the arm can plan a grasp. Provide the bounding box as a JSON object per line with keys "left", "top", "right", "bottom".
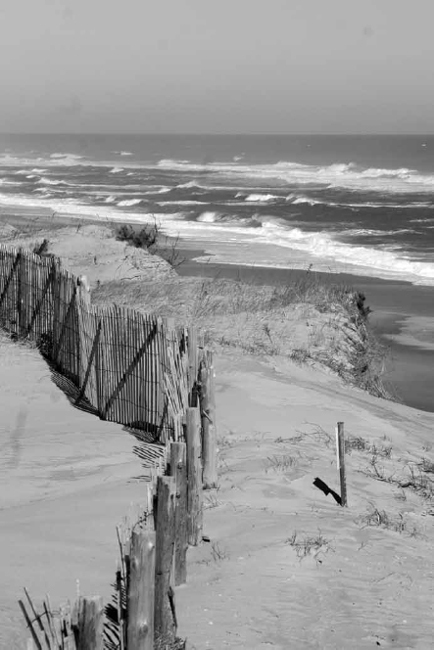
{"left": 336, "top": 422, "right": 348, "bottom": 507}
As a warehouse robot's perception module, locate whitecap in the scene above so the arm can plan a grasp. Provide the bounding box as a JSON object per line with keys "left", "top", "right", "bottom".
{"left": 117, "top": 198, "right": 143, "bottom": 207}
{"left": 37, "top": 177, "right": 63, "bottom": 186}
{"left": 157, "top": 200, "right": 207, "bottom": 206}
{"left": 109, "top": 167, "right": 124, "bottom": 174}
{"left": 157, "top": 157, "right": 434, "bottom": 194}
{"left": 50, "top": 153, "right": 83, "bottom": 160}
{"left": 197, "top": 211, "right": 221, "bottom": 223}
{"left": 142, "top": 187, "right": 171, "bottom": 195}
{"left": 291, "top": 196, "right": 323, "bottom": 206}
{"left": 244, "top": 193, "right": 280, "bottom": 202}
{"left": 176, "top": 181, "right": 203, "bottom": 189}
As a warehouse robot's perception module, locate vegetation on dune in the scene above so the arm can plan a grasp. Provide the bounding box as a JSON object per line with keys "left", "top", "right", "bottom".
{"left": 115, "top": 222, "right": 185, "bottom": 268}
{"left": 93, "top": 266, "right": 391, "bottom": 400}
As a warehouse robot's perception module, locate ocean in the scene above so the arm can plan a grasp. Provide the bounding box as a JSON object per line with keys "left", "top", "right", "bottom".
{"left": 1, "top": 133, "right": 434, "bottom": 286}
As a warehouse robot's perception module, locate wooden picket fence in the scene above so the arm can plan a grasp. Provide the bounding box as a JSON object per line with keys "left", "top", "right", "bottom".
{"left": 20, "top": 408, "right": 210, "bottom": 650}
{"left": 1, "top": 242, "right": 219, "bottom": 648}
{"left": 0, "top": 244, "right": 205, "bottom": 451}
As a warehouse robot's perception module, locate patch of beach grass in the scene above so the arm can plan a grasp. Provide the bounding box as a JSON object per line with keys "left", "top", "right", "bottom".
{"left": 359, "top": 503, "right": 419, "bottom": 537}
{"left": 285, "top": 530, "right": 334, "bottom": 561}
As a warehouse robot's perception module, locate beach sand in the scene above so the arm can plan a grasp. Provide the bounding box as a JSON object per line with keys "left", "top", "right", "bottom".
{"left": 1, "top": 215, "right": 434, "bottom": 648}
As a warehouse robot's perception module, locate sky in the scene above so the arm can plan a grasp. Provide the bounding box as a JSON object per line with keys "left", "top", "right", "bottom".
{"left": 1, "top": 0, "right": 433, "bottom": 134}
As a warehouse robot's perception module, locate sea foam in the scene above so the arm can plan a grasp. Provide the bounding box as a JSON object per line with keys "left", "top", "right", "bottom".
{"left": 244, "top": 193, "right": 280, "bottom": 202}
{"left": 117, "top": 198, "right": 143, "bottom": 207}
{"left": 157, "top": 158, "right": 434, "bottom": 194}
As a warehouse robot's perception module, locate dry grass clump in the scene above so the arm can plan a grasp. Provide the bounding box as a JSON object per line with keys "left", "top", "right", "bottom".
{"left": 265, "top": 453, "right": 298, "bottom": 473}
{"left": 345, "top": 435, "right": 393, "bottom": 458}
{"left": 360, "top": 504, "right": 419, "bottom": 536}
{"left": 363, "top": 450, "right": 434, "bottom": 501}
{"left": 285, "top": 531, "right": 334, "bottom": 560}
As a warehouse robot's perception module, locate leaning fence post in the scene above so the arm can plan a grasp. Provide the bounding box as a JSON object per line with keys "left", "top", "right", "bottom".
{"left": 336, "top": 422, "right": 348, "bottom": 507}
{"left": 127, "top": 521, "right": 156, "bottom": 650}
{"left": 186, "top": 406, "right": 203, "bottom": 545}
{"left": 169, "top": 442, "right": 188, "bottom": 586}
{"left": 200, "top": 351, "right": 218, "bottom": 489}
{"left": 154, "top": 476, "right": 177, "bottom": 645}
{"left": 71, "top": 596, "right": 104, "bottom": 650}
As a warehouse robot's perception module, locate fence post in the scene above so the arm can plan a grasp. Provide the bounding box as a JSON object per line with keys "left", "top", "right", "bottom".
{"left": 186, "top": 406, "right": 203, "bottom": 545}
{"left": 336, "top": 422, "right": 348, "bottom": 507}
{"left": 170, "top": 442, "right": 188, "bottom": 586}
{"left": 200, "top": 351, "right": 218, "bottom": 489}
{"left": 188, "top": 326, "right": 198, "bottom": 405}
{"left": 154, "top": 475, "right": 177, "bottom": 645}
{"left": 127, "top": 521, "right": 156, "bottom": 650}
{"left": 71, "top": 596, "right": 104, "bottom": 650}
{"left": 16, "top": 249, "right": 24, "bottom": 338}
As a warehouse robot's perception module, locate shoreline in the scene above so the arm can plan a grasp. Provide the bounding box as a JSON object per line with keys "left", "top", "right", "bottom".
{"left": 1, "top": 206, "right": 433, "bottom": 413}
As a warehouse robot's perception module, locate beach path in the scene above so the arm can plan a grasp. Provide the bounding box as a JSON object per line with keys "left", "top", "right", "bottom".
{"left": 0, "top": 334, "right": 144, "bottom": 648}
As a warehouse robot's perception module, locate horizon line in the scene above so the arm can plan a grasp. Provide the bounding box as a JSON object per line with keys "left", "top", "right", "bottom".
{"left": 1, "top": 132, "right": 434, "bottom": 137}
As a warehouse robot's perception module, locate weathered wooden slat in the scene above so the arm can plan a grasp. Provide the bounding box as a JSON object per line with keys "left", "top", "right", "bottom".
{"left": 72, "top": 596, "right": 104, "bottom": 650}
{"left": 75, "top": 319, "right": 102, "bottom": 407}
{"left": 17, "top": 600, "right": 43, "bottom": 650}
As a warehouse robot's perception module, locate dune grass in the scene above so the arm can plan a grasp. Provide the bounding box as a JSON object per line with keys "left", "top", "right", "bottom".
{"left": 93, "top": 267, "right": 390, "bottom": 399}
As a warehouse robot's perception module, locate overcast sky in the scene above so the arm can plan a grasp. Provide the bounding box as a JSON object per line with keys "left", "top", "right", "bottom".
{"left": 1, "top": 0, "right": 433, "bottom": 134}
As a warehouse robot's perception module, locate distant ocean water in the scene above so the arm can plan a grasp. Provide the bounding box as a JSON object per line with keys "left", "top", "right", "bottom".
{"left": 1, "top": 133, "right": 434, "bottom": 285}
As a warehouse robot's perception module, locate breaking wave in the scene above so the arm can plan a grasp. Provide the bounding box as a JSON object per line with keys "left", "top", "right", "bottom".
{"left": 158, "top": 158, "right": 434, "bottom": 193}
{"left": 117, "top": 198, "right": 143, "bottom": 207}
{"left": 243, "top": 193, "right": 280, "bottom": 202}
{"left": 37, "top": 177, "right": 68, "bottom": 186}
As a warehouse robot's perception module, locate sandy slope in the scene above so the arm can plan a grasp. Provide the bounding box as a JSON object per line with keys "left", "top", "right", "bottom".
{"left": 1, "top": 221, "right": 433, "bottom": 648}
{"left": 177, "top": 354, "right": 434, "bottom": 650}
{"left": 0, "top": 334, "right": 145, "bottom": 648}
